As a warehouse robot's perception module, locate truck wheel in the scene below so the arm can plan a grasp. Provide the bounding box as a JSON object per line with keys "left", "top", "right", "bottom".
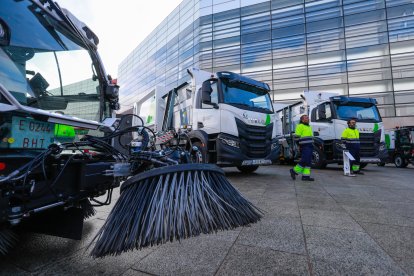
{"left": 237, "top": 166, "right": 259, "bottom": 173}
{"left": 191, "top": 142, "right": 208, "bottom": 163}
{"left": 311, "top": 147, "right": 326, "bottom": 169}
{"left": 394, "top": 155, "right": 407, "bottom": 168}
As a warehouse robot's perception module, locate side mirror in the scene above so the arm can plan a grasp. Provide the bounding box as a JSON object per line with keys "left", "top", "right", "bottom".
{"left": 201, "top": 80, "right": 212, "bottom": 104}
{"left": 105, "top": 83, "right": 119, "bottom": 100}
{"left": 318, "top": 105, "right": 326, "bottom": 120}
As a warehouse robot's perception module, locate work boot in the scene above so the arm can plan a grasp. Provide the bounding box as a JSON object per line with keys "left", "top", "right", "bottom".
{"left": 290, "top": 169, "right": 298, "bottom": 180}
{"left": 354, "top": 171, "right": 364, "bottom": 175}
{"left": 302, "top": 176, "right": 314, "bottom": 181}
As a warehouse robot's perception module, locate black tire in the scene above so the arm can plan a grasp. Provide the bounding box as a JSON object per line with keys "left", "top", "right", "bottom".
{"left": 377, "top": 162, "right": 386, "bottom": 167}
{"left": 311, "top": 147, "right": 327, "bottom": 169}
{"left": 237, "top": 165, "right": 259, "bottom": 173}
{"left": 191, "top": 142, "right": 208, "bottom": 163}
{"left": 394, "top": 155, "right": 407, "bottom": 168}
{"left": 360, "top": 163, "right": 368, "bottom": 169}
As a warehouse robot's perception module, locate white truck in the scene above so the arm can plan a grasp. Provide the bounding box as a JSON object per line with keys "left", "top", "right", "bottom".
{"left": 275, "top": 91, "right": 388, "bottom": 168}
{"left": 134, "top": 68, "right": 280, "bottom": 173}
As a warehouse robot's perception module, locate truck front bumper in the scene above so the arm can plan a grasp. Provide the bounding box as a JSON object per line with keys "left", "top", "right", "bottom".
{"left": 215, "top": 134, "right": 280, "bottom": 167}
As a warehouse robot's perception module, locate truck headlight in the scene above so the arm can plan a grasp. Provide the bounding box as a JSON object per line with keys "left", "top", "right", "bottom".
{"left": 220, "top": 137, "right": 240, "bottom": 148}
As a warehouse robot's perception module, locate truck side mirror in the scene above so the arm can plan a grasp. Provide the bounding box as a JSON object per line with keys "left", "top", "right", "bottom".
{"left": 318, "top": 104, "right": 326, "bottom": 120}
{"left": 201, "top": 80, "right": 212, "bottom": 104}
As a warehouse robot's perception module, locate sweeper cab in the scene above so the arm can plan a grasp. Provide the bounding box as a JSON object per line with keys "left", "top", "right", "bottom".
{"left": 377, "top": 126, "right": 414, "bottom": 168}
{"left": 134, "top": 68, "right": 280, "bottom": 173}
{"left": 275, "top": 91, "right": 388, "bottom": 168}
{"left": 0, "top": 1, "right": 261, "bottom": 256}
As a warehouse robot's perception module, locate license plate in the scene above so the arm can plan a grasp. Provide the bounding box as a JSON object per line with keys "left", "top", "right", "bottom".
{"left": 10, "top": 117, "right": 55, "bottom": 149}
{"left": 242, "top": 159, "right": 272, "bottom": 166}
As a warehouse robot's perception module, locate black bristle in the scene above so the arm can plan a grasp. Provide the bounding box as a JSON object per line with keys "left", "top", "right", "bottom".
{"left": 79, "top": 199, "right": 96, "bottom": 219}
{"left": 90, "top": 164, "right": 262, "bottom": 258}
{"left": 0, "top": 229, "right": 18, "bottom": 255}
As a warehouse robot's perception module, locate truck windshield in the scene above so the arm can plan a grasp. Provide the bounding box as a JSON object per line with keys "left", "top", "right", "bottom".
{"left": 0, "top": 0, "right": 100, "bottom": 121}
{"left": 221, "top": 80, "right": 273, "bottom": 114}
{"left": 334, "top": 102, "right": 382, "bottom": 122}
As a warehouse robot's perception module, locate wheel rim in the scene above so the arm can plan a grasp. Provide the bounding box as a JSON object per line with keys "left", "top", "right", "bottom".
{"left": 395, "top": 157, "right": 402, "bottom": 167}
{"left": 312, "top": 151, "right": 319, "bottom": 165}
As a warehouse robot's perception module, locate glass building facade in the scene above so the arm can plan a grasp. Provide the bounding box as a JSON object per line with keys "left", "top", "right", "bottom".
{"left": 118, "top": 0, "right": 414, "bottom": 126}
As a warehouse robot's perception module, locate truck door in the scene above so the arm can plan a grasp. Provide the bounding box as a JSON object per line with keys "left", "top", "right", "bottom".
{"left": 195, "top": 80, "right": 221, "bottom": 134}
{"left": 311, "top": 102, "right": 336, "bottom": 140}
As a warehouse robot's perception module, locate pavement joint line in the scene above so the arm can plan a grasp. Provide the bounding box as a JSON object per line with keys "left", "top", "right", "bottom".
{"left": 235, "top": 242, "right": 308, "bottom": 258}
{"left": 300, "top": 224, "right": 366, "bottom": 233}
{"left": 293, "top": 179, "right": 314, "bottom": 276}
{"left": 353, "top": 220, "right": 414, "bottom": 229}
{"left": 127, "top": 267, "right": 157, "bottom": 276}
{"left": 318, "top": 182, "right": 410, "bottom": 275}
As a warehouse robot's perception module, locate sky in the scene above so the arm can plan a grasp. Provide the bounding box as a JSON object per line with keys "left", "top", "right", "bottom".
{"left": 57, "top": 0, "right": 183, "bottom": 77}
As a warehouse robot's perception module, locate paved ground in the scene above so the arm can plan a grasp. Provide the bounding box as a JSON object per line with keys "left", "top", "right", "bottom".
{"left": 1, "top": 164, "right": 414, "bottom": 275}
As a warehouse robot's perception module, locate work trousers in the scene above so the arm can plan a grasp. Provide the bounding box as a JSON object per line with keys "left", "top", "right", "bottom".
{"left": 347, "top": 143, "right": 360, "bottom": 172}
{"left": 294, "top": 143, "right": 313, "bottom": 176}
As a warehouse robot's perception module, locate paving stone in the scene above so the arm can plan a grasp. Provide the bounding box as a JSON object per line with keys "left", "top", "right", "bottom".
{"left": 216, "top": 244, "right": 309, "bottom": 276}
{"left": 300, "top": 209, "right": 363, "bottom": 231}
{"left": 342, "top": 206, "right": 414, "bottom": 227}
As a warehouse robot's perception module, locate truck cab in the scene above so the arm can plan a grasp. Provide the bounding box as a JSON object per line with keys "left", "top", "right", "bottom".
{"left": 276, "top": 92, "right": 388, "bottom": 168}
{"left": 138, "top": 68, "right": 280, "bottom": 173}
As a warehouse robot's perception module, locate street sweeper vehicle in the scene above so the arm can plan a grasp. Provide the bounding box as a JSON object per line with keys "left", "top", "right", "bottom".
{"left": 134, "top": 68, "right": 280, "bottom": 173}
{"left": 377, "top": 126, "right": 414, "bottom": 168}
{"left": 275, "top": 91, "right": 388, "bottom": 168}
{"left": 0, "top": 0, "right": 261, "bottom": 257}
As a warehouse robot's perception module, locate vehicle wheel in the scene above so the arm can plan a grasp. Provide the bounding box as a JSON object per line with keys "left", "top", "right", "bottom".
{"left": 311, "top": 147, "right": 327, "bottom": 169}
{"left": 360, "top": 163, "right": 368, "bottom": 169}
{"left": 394, "top": 155, "right": 407, "bottom": 168}
{"left": 377, "top": 162, "right": 386, "bottom": 167}
{"left": 191, "top": 142, "right": 208, "bottom": 163}
{"left": 237, "top": 165, "right": 259, "bottom": 173}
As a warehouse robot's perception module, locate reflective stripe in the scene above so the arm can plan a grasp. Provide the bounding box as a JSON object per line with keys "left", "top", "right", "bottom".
{"left": 299, "top": 137, "right": 313, "bottom": 144}
{"left": 343, "top": 139, "right": 360, "bottom": 144}
{"left": 294, "top": 164, "right": 304, "bottom": 174}
{"left": 303, "top": 167, "right": 311, "bottom": 176}
{"left": 352, "top": 165, "right": 360, "bottom": 171}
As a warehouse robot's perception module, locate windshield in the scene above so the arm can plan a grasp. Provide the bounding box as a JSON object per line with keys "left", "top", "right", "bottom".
{"left": 334, "top": 102, "right": 382, "bottom": 122}
{"left": 0, "top": 0, "right": 100, "bottom": 121}
{"left": 221, "top": 79, "right": 273, "bottom": 114}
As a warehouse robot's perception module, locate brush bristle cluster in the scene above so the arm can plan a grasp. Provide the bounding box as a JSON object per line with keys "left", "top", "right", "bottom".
{"left": 0, "top": 229, "right": 18, "bottom": 255}
{"left": 91, "top": 164, "right": 262, "bottom": 258}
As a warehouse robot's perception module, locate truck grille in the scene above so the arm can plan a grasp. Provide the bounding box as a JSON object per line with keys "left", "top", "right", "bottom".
{"left": 359, "top": 132, "right": 379, "bottom": 157}
{"left": 236, "top": 118, "right": 273, "bottom": 158}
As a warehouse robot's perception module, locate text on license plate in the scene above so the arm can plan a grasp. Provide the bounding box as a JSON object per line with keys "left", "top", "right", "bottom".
{"left": 10, "top": 117, "right": 55, "bottom": 149}
{"left": 242, "top": 159, "right": 272, "bottom": 166}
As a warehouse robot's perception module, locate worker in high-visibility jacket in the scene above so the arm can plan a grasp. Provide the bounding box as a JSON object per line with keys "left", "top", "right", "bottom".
{"left": 290, "top": 114, "right": 315, "bottom": 181}
{"left": 341, "top": 118, "right": 364, "bottom": 175}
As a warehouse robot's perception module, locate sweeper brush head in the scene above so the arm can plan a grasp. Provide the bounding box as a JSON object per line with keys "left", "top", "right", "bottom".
{"left": 0, "top": 229, "right": 18, "bottom": 255}
{"left": 91, "top": 164, "right": 262, "bottom": 257}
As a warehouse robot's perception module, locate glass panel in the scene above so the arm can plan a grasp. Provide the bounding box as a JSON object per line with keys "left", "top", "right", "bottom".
{"left": 309, "top": 84, "right": 349, "bottom": 95}
{"left": 272, "top": 35, "right": 305, "bottom": 49}
{"left": 394, "top": 77, "right": 414, "bottom": 91}
{"left": 392, "top": 52, "right": 414, "bottom": 66}
{"left": 241, "top": 50, "right": 272, "bottom": 63}
{"left": 273, "top": 66, "right": 307, "bottom": 80}
{"left": 241, "top": 12, "right": 271, "bottom": 27}
{"left": 309, "top": 73, "right": 347, "bottom": 86}
{"left": 273, "top": 45, "right": 306, "bottom": 58}
{"left": 306, "top": 6, "right": 342, "bottom": 22}
{"left": 307, "top": 28, "right": 345, "bottom": 43}
{"left": 305, "top": 0, "right": 341, "bottom": 13}
{"left": 241, "top": 1, "right": 270, "bottom": 16}
{"left": 390, "top": 39, "right": 414, "bottom": 54}
{"left": 214, "top": 55, "right": 240, "bottom": 67}
{"left": 273, "top": 77, "right": 307, "bottom": 90}
{"left": 241, "top": 20, "right": 271, "bottom": 34}
{"left": 241, "top": 30, "right": 271, "bottom": 43}
{"left": 308, "top": 50, "right": 345, "bottom": 65}
{"left": 344, "top": 9, "right": 386, "bottom": 26}
{"left": 273, "top": 87, "right": 305, "bottom": 101}
{"left": 272, "top": 4, "right": 304, "bottom": 19}
{"left": 377, "top": 105, "right": 396, "bottom": 117}
{"left": 308, "top": 61, "right": 347, "bottom": 75}
{"left": 272, "top": 14, "right": 305, "bottom": 28}
{"left": 394, "top": 91, "right": 414, "bottom": 103}
{"left": 307, "top": 39, "right": 345, "bottom": 54}
{"left": 307, "top": 17, "right": 343, "bottom": 33}
{"left": 387, "top": 3, "right": 414, "bottom": 19}
{"left": 273, "top": 55, "right": 307, "bottom": 69}
{"left": 345, "top": 21, "right": 387, "bottom": 38}
{"left": 346, "top": 32, "right": 389, "bottom": 48}
{"left": 242, "top": 70, "right": 273, "bottom": 82}
{"left": 213, "top": 36, "right": 240, "bottom": 49}
{"left": 343, "top": 0, "right": 385, "bottom": 15}
{"left": 347, "top": 43, "right": 389, "bottom": 60}
{"left": 214, "top": 45, "right": 240, "bottom": 58}
{"left": 354, "top": 92, "right": 395, "bottom": 104}
{"left": 349, "top": 80, "right": 393, "bottom": 94}
{"left": 396, "top": 103, "right": 414, "bottom": 116}
{"left": 389, "top": 28, "right": 414, "bottom": 42}
{"left": 271, "top": 0, "right": 302, "bottom": 10}
{"left": 348, "top": 67, "right": 392, "bottom": 82}
{"left": 393, "top": 64, "right": 414, "bottom": 78}
{"left": 272, "top": 24, "right": 305, "bottom": 38}
{"left": 241, "top": 59, "right": 272, "bottom": 72}
{"left": 386, "top": 0, "right": 413, "bottom": 7}
{"left": 242, "top": 40, "right": 271, "bottom": 54}
{"left": 347, "top": 56, "right": 391, "bottom": 71}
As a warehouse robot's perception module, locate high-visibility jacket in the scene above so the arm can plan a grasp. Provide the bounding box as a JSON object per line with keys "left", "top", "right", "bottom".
{"left": 341, "top": 128, "right": 360, "bottom": 144}
{"left": 295, "top": 123, "right": 313, "bottom": 145}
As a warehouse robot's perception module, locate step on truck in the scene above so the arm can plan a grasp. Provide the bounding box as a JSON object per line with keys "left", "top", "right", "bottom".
{"left": 134, "top": 68, "right": 280, "bottom": 173}
{"left": 275, "top": 91, "right": 388, "bottom": 168}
